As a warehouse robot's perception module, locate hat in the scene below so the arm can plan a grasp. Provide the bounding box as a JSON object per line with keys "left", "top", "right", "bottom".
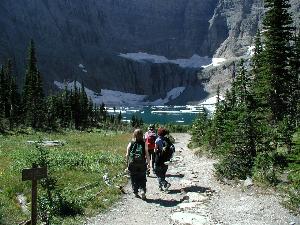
{"left": 148, "top": 124, "right": 155, "bottom": 130}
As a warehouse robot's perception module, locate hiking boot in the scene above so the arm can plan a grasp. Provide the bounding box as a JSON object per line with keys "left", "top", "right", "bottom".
{"left": 141, "top": 191, "right": 146, "bottom": 200}
{"left": 164, "top": 182, "right": 171, "bottom": 191}
{"left": 134, "top": 192, "right": 139, "bottom": 198}
{"left": 146, "top": 169, "right": 150, "bottom": 177}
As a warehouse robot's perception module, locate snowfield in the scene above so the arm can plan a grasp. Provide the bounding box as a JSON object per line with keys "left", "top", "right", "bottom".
{"left": 119, "top": 52, "right": 226, "bottom": 69}
{"left": 54, "top": 81, "right": 185, "bottom": 106}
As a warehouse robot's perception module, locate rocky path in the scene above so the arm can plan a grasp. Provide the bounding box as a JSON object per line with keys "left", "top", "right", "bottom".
{"left": 85, "top": 133, "right": 299, "bottom": 225}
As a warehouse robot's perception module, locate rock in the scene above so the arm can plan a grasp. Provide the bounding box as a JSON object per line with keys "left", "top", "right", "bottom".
{"left": 171, "top": 212, "right": 208, "bottom": 225}
{"left": 27, "top": 140, "right": 65, "bottom": 147}
{"left": 3, "top": 1, "right": 299, "bottom": 102}
{"left": 244, "top": 177, "right": 254, "bottom": 187}
{"left": 16, "top": 194, "right": 29, "bottom": 214}
{"left": 186, "top": 192, "right": 209, "bottom": 202}
{"left": 177, "top": 202, "right": 201, "bottom": 209}
{"left": 180, "top": 195, "right": 190, "bottom": 202}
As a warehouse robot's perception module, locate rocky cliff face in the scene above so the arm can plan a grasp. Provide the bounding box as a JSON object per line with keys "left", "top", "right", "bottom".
{"left": 0, "top": 0, "right": 298, "bottom": 103}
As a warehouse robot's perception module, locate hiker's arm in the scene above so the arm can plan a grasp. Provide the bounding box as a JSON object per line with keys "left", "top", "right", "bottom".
{"left": 145, "top": 144, "right": 150, "bottom": 167}
{"left": 126, "top": 142, "right": 131, "bottom": 167}
{"left": 154, "top": 142, "right": 161, "bottom": 153}
{"left": 154, "top": 143, "right": 158, "bottom": 153}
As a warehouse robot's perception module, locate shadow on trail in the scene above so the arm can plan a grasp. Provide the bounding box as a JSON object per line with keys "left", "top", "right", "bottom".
{"left": 145, "top": 198, "right": 181, "bottom": 207}
{"left": 166, "top": 174, "right": 184, "bottom": 178}
{"left": 184, "top": 185, "right": 212, "bottom": 193}
{"left": 168, "top": 185, "right": 213, "bottom": 195}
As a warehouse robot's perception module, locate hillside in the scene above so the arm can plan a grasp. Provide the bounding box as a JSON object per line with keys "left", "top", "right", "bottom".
{"left": 0, "top": 0, "right": 299, "bottom": 104}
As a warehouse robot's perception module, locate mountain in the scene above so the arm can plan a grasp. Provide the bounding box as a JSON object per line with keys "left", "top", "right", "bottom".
{"left": 0, "top": 0, "right": 299, "bottom": 105}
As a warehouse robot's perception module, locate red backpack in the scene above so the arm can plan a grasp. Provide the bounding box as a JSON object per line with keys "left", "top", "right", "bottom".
{"left": 146, "top": 131, "right": 156, "bottom": 150}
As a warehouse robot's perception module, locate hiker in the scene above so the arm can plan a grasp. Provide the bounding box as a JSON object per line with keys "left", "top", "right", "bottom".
{"left": 154, "top": 127, "right": 173, "bottom": 191}
{"left": 144, "top": 124, "right": 157, "bottom": 175}
{"left": 126, "top": 128, "right": 150, "bottom": 200}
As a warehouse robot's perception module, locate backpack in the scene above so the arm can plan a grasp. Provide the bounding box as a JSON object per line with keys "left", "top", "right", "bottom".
{"left": 128, "top": 141, "right": 146, "bottom": 172}
{"left": 146, "top": 131, "right": 156, "bottom": 149}
{"left": 156, "top": 137, "right": 175, "bottom": 164}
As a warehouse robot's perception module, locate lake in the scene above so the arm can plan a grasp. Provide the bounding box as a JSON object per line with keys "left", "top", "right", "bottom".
{"left": 107, "top": 105, "right": 206, "bottom": 125}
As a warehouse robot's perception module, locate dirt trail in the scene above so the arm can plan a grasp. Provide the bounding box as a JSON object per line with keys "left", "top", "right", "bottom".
{"left": 85, "top": 133, "right": 299, "bottom": 225}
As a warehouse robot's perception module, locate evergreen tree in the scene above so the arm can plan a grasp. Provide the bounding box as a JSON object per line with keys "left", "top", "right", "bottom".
{"left": 5, "top": 59, "right": 21, "bottom": 128}
{"left": 215, "top": 60, "right": 256, "bottom": 179}
{"left": 249, "top": 0, "right": 296, "bottom": 183}
{"left": 61, "top": 84, "right": 72, "bottom": 127}
{"left": 79, "top": 82, "right": 89, "bottom": 129}
{"left": 191, "top": 111, "right": 209, "bottom": 146}
{"left": 0, "top": 66, "right": 5, "bottom": 119}
{"left": 99, "top": 102, "right": 107, "bottom": 122}
{"left": 0, "top": 66, "right": 5, "bottom": 131}
{"left": 262, "top": 0, "right": 294, "bottom": 122}
{"left": 290, "top": 30, "right": 300, "bottom": 126}
{"left": 22, "top": 40, "right": 45, "bottom": 128}
{"left": 252, "top": 29, "right": 263, "bottom": 77}
{"left": 45, "top": 95, "right": 58, "bottom": 130}
{"left": 131, "top": 115, "right": 137, "bottom": 127}
{"left": 72, "top": 81, "right": 80, "bottom": 129}
{"left": 117, "top": 111, "right": 122, "bottom": 124}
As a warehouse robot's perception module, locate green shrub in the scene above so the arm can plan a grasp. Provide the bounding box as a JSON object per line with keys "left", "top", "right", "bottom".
{"left": 253, "top": 152, "right": 278, "bottom": 184}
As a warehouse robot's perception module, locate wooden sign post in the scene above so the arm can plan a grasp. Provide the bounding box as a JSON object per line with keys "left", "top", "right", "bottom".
{"left": 22, "top": 164, "right": 47, "bottom": 225}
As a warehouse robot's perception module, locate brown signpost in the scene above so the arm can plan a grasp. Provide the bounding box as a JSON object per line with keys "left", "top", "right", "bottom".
{"left": 22, "top": 164, "right": 47, "bottom": 225}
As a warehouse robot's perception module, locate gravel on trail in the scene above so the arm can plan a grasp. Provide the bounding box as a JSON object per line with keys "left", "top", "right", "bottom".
{"left": 85, "top": 133, "right": 300, "bottom": 225}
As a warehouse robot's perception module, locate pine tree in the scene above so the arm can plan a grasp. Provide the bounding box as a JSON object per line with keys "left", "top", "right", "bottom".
{"left": 71, "top": 80, "right": 80, "bottom": 129}
{"left": 215, "top": 60, "right": 256, "bottom": 179}
{"left": 252, "top": 29, "right": 263, "bottom": 77}
{"left": 79, "top": 82, "right": 89, "bottom": 129}
{"left": 191, "top": 111, "right": 209, "bottom": 146}
{"left": 99, "top": 102, "right": 107, "bottom": 122}
{"left": 61, "top": 84, "right": 72, "bottom": 127}
{"left": 249, "top": 0, "right": 296, "bottom": 183}
{"left": 290, "top": 30, "right": 300, "bottom": 126}
{"left": 117, "top": 111, "right": 122, "bottom": 124}
{"left": 5, "top": 59, "right": 21, "bottom": 128}
{"left": 0, "top": 66, "right": 5, "bottom": 132}
{"left": 45, "top": 95, "right": 58, "bottom": 130}
{"left": 22, "top": 40, "right": 45, "bottom": 128}
{"left": 262, "top": 0, "right": 294, "bottom": 122}
{"left": 0, "top": 66, "right": 5, "bottom": 119}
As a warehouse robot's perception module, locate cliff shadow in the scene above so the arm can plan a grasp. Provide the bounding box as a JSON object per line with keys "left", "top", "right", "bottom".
{"left": 168, "top": 78, "right": 210, "bottom": 105}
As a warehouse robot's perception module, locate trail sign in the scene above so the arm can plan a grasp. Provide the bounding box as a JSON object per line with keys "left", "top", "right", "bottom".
{"left": 22, "top": 167, "right": 47, "bottom": 181}
{"left": 22, "top": 164, "right": 47, "bottom": 225}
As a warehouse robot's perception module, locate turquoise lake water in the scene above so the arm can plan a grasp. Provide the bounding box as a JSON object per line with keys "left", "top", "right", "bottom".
{"left": 108, "top": 106, "right": 204, "bottom": 125}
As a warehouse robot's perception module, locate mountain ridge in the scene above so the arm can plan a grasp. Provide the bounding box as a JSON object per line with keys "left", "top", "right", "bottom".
{"left": 0, "top": 0, "right": 299, "bottom": 105}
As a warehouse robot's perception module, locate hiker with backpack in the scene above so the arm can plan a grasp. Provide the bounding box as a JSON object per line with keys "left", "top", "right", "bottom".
{"left": 144, "top": 124, "right": 157, "bottom": 176}
{"left": 154, "top": 127, "right": 175, "bottom": 191}
{"left": 126, "top": 129, "right": 151, "bottom": 200}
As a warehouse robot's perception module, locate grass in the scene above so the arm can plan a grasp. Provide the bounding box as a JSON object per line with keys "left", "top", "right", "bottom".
{"left": 0, "top": 130, "right": 131, "bottom": 224}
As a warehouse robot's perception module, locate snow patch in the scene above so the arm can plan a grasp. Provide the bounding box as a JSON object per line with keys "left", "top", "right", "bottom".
{"left": 151, "top": 87, "right": 185, "bottom": 105}
{"left": 201, "top": 95, "right": 224, "bottom": 105}
{"left": 201, "top": 57, "right": 226, "bottom": 68}
{"left": 246, "top": 45, "right": 255, "bottom": 57}
{"left": 195, "top": 95, "right": 225, "bottom": 115}
{"left": 119, "top": 52, "right": 226, "bottom": 68}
